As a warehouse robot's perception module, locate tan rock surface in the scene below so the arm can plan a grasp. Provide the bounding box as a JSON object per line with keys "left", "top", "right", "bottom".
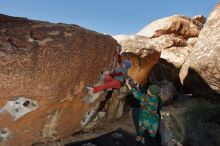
{"left": 180, "top": 2, "right": 220, "bottom": 94}
{"left": 115, "top": 15, "right": 205, "bottom": 87}
{"left": 116, "top": 35, "right": 161, "bottom": 85}
{"left": 137, "top": 15, "right": 203, "bottom": 39}
{"left": 193, "top": 15, "right": 206, "bottom": 24}
{"left": 114, "top": 33, "right": 192, "bottom": 86}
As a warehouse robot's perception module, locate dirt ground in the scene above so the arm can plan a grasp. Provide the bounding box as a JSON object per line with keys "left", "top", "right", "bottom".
{"left": 65, "top": 128, "right": 139, "bottom": 146}
{"left": 33, "top": 104, "right": 170, "bottom": 146}
{"left": 33, "top": 106, "right": 138, "bottom": 146}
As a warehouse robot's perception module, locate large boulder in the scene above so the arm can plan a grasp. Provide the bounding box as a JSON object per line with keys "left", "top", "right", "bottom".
{"left": 137, "top": 15, "right": 205, "bottom": 85}
{"left": 113, "top": 15, "right": 205, "bottom": 107}
{"left": 180, "top": 2, "right": 220, "bottom": 95}
{"left": 113, "top": 35, "right": 136, "bottom": 42}
{"left": 115, "top": 15, "right": 205, "bottom": 87}
{"left": 0, "top": 14, "right": 118, "bottom": 146}
{"left": 137, "top": 15, "right": 203, "bottom": 39}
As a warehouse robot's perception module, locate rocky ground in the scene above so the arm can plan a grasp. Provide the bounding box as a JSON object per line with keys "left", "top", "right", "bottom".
{"left": 32, "top": 105, "right": 136, "bottom": 146}
{"left": 32, "top": 96, "right": 188, "bottom": 146}
{"left": 65, "top": 129, "right": 139, "bottom": 146}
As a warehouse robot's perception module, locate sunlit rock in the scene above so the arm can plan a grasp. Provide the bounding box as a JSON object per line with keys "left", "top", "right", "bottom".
{"left": 180, "top": 2, "right": 220, "bottom": 95}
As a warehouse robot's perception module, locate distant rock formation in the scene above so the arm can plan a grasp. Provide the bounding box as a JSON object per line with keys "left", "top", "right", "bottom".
{"left": 0, "top": 14, "right": 118, "bottom": 146}
{"left": 137, "top": 15, "right": 205, "bottom": 85}
{"left": 137, "top": 15, "right": 203, "bottom": 39}
{"left": 193, "top": 15, "right": 206, "bottom": 24}
{"left": 114, "top": 15, "right": 205, "bottom": 104}
{"left": 180, "top": 2, "right": 220, "bottom": 95}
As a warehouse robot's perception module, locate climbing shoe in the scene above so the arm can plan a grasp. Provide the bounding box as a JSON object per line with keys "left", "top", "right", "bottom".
{"left": 86, "top": 87, "right": 95, "bottom": 93}
{"left": 141, "top": 137, "right": 146, "bottom": 144}
{"left": 135, "top": 136, "right": 142, "bottom": 142}
{"left": 86, "top": 87, "right": 93, "bottom": 90}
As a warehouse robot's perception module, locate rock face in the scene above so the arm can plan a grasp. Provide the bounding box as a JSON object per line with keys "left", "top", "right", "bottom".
{"left": 114, "top": 15, "right": 205, "bottom": 105}
{"left": 115, "top": 15, "right": 205, "bottom": 87}
{"left": 137, "top": 15, "right": 203, "bottom": 39}
{"left": 114, "top": 35, "right": 178, "bottom": 105}
{"left": 0, "top": 14, "right": 118, "bottom": 146}
{"left": 114, "top": 35, "right": 161, "bottom": 85}
{"left": 180, "top": 2, "right": 220, "bottom": 95}
{"left": 138, "top": 15, "right": 204, "bottom": 86}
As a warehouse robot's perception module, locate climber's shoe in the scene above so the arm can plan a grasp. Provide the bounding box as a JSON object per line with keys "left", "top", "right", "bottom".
{"left": 86, "top": 86, "right": 94, "bottom": 91}
{"left": 86, "top": 86, "right": 99, "bottom": 94}
{"left": 141, "top": 137, "right": 145, "bottom": 145}
{"left": 135, "top": 136, "right": 142, "bottom": 142}
{"left": 107, "top": 88, "right": 113, "bottom": 91}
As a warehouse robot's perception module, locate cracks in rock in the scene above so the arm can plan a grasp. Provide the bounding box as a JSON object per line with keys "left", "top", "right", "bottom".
{"left": 28, "top": 31, "right": 53, "bottom": 46}
{"left": 137, "top": 56, "right": 142, "bottom": 70}
{"left": 42, "top": 110, "right": 62, "bottom": 140}
{"left": 6, "top": 38, "right": 18, "bottom": 50}
{"left": 28, "top": 31, "right": 37, "bottom": 43}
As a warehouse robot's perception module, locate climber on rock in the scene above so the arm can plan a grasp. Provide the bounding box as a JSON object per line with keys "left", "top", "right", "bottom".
{"left": 87, "top": 59, "right": 132, "bottom": 94}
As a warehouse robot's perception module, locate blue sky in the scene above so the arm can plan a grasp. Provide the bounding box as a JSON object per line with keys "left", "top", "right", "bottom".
{"left": 0, "top": 0, "right": 219, "bottom": 35}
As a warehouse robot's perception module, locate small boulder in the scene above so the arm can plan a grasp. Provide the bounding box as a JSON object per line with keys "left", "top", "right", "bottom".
{"left": 193, "top": 15, "right": 206, "bottom": 24}
{"left": 158, "top": 80, "right": 177, "bottom": 105}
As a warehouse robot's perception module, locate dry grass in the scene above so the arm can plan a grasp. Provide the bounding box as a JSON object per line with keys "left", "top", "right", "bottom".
{"left": 171, "top": 99, "right": 220, "bottom": 146}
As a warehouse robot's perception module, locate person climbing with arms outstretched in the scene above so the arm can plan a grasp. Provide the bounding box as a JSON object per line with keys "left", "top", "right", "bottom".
{"left": 125, "top": 78, "right": 161, "bottom": 145}
{"left": 87, "top": 52, "right": 132, "bottom": 94}
{"left": 83, "top": 47, "right": 132, "bottom": 129}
